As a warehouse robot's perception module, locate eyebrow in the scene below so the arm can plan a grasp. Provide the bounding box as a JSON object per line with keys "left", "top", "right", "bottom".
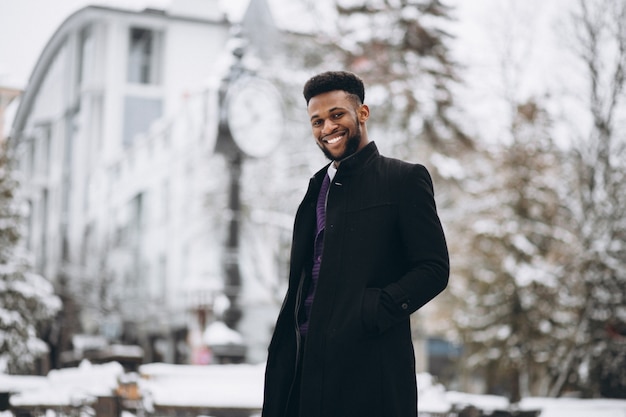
{"left": 309, "top": 106, "right": 343, "bottom": 122}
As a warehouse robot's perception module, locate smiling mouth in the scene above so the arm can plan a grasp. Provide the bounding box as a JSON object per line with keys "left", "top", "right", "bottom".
{"left": 323, "top": 133, "right": 345, "bottom": 145}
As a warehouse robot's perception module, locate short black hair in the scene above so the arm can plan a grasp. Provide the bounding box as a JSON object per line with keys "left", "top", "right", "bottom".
{"left": 303, "top": 71, "right": 365, "bottom": 105}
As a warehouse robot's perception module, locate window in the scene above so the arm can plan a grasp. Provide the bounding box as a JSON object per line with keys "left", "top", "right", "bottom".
{"left": 77, "top": 25, "right": 94, "bottom": 85}
{"left": 127, "top": 27, "right": 161, "bottom": 84}
{"left": 123, "top": 95, "right": 162, "bottom": 147}
{"left": 38, "top": 189, "right": 49, "bottom": 272}
{"left": 36, "top": 124, "right": 52, "bottom": 177}
{"left": 130, "top": 192, "right": 145, "bottom": 235}
{"left": 88, "top": 93, "right": 103, "bottom": 153}
{"left": 155, "top": 255, "right": 167, "bottom": 302}
{"left": 25, "top": 138, "right": 35, "bottom": 178}
{"left": 161, "top": 179, "right": 170, "bottom": 222}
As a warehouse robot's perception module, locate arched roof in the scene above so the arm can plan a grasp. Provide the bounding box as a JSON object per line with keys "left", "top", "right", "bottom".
{"left": 9, "top": 4, "right": 228, "bottom": 143}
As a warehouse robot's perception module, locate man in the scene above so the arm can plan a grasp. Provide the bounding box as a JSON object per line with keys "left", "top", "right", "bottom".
{"left": 262, "top": 71, "right": 449, "bottom": 417}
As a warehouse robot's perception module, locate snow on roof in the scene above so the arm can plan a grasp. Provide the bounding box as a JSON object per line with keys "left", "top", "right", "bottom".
{"left": 139, "top": 362, "right": 265, "bottom": 409}
{"left": 203, "top": 320, "right": 244, "bottom": 346}
{"left": 103, "top": 344, "right": 145, "bottom": 358}
{"left": 445, "top": 390, "right": 510, "bottom": 412}
{"left": 0, "top": 374, "right": 47, "bottom": 393}
{"left": 71, "top": 334, "right": 108, "bottom": 352}
{"left": 10, "top": 361, "right": 124, "bottom": 407}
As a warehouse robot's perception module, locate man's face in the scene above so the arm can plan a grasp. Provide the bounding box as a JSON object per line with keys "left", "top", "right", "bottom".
{"left": 307, "top": 90, "right": 369, "bottom": 162}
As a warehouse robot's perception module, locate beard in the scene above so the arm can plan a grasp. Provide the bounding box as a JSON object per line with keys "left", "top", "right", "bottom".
{"left": 319, "top": 124, "right": 362, "bottom": 162}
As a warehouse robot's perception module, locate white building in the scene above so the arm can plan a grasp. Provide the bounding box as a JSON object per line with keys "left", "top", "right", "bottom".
{"left": 8, "top": 0, "right": 309, "bottom": 366}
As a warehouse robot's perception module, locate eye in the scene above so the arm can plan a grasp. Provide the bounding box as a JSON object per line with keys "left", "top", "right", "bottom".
{"left": 312, "top": 119, "right": 322, "bottom": 127}
{"left": 332, "top": 112, "right": 344, "bottom": 119}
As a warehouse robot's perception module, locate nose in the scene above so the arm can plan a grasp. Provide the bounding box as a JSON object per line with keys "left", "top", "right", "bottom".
{"left": 321, "top": 119, "right": 337, "bottom": 135}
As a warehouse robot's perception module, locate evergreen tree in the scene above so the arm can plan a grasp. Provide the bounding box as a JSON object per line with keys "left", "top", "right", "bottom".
{"left": 0, "top": 140, "right": 61, "bottom": 373}
{"left": 453, "top": 100, "right": 581, "bottom": 400}
{"left": 304, "top": 0, "right": 472, "bottom": 155}
{"left": 552, "top": 0, "right": 626, "bottom": 398}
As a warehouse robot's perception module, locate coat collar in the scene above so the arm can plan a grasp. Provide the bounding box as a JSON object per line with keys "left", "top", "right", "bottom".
{"left": 314, "top": 141, "right": 379, "bottom": 181}
{"left": 336, "top": 141, "right": 378, "bottom": 174}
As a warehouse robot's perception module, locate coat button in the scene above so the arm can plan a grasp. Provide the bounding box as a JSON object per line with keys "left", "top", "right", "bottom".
{"left": 401, "top": 303, "right": 409, "bottom": 310}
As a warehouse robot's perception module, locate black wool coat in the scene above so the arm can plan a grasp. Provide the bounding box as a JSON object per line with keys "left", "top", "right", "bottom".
{"left": 262, "top": 142, "right": 449, "bottom": 417}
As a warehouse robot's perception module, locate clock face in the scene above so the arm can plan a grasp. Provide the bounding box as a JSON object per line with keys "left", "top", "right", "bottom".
{"left": 226, "top": 78, "right": 284, "bottom": 158}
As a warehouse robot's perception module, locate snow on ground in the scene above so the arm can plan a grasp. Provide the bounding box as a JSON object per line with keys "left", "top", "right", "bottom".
{"left": 519, "top": 397, "right": 626, "bottom": 417}
{"left": 9, "top": 361, "right": 124, "bottom": 407}
{"left": 139, "top": 362, "right": 265, "bottom": 409}
{"left": 416, "top": 372, "right": 452, "bottom": 413}
{"left": 3, "top": 361, "right": 626, "bottom": 416}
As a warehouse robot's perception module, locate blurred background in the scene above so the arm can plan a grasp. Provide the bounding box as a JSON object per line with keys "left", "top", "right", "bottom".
{"left": 0, "top": 0, "right": 625, "bottom": 415}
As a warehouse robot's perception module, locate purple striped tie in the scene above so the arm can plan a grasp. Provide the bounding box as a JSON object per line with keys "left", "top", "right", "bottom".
{"left": 316, "top": 174, "right": 331, "bottom": 234}
{"left": 300, "top": 174, "right": 331, "bottom": 336}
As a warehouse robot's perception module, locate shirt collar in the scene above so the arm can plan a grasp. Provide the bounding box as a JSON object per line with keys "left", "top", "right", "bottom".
{"left": 327, "top": 163, "right": 338, "bottom": 181}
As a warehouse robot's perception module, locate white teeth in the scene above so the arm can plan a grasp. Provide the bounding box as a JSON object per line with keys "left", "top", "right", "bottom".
{"left": 326, "top": 135, "right": 343, "bottom": 144}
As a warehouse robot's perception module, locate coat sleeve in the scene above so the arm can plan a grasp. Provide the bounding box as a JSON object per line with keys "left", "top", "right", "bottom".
{"left": 375, "top": 163, "right": 450, "bottom": 333}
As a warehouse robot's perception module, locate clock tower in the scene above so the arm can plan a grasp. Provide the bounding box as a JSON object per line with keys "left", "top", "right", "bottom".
{"left": 214, "top": 31, "right": 283, "bottom": 334}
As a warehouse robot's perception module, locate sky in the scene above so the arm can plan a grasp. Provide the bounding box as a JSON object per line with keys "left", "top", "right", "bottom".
{"left": 0, "top": 0, "right": 496, "bottom": 88}
{"left": 0, "top": 0, "right": 573, "bottom": 86}
{"left": 0, "top": 0, "right": 574, "bottom": 145}
{"left": 0, "top": 0, "right": 245, "bottom": 88}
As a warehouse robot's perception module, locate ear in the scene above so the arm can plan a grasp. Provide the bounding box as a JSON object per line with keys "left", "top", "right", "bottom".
{"left": 358, "top": 104, "right": 370, "bottom": 123}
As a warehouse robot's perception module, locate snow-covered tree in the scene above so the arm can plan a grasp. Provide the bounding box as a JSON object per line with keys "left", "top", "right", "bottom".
{"left": 453, "top": 100, "right": 582, "bottom": 400}
{"left": 318, "top": 0, "right": 472, "bottom": 156}
{"left": 0, "top": 140, "right": 61, "bottom": 374}
{"left": 551, "top": 0, "right": 626, "bottom": 398}
{"left": 453, "top": 0, "right": 626, "bottom": 399}
{"left": 444, "top": 1, "right": 584, "bottom": 398}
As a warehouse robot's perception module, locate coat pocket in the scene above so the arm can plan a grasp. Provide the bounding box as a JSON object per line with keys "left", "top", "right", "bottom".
{"left": 361, "top": 288, "right": 381, "bottom": 335}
